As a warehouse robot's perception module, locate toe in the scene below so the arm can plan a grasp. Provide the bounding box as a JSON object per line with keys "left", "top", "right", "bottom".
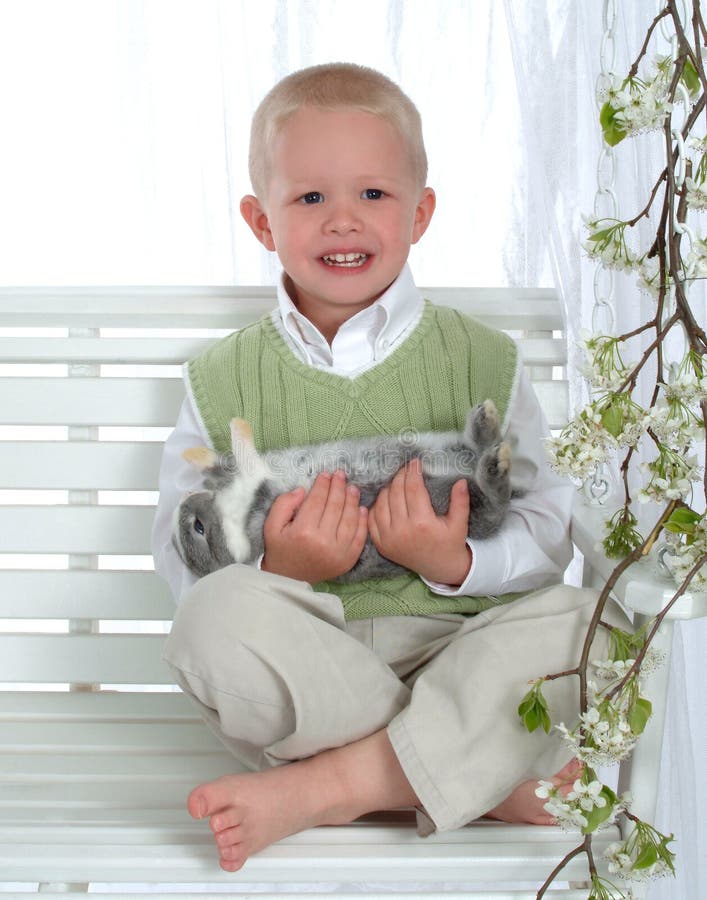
{"left": 215, "top": 824, "right": 243, "bottom": 849}
{"left": 219, "top": 844, "right": 248, "bottom": 872}
{"left": 210, "top": 809, "right": 241, "bottom": 835}
{"left": 187, "top": 785, "right": 209, "bottom": 820}
{"left": 188, "top": 775, "right": 237, "bottom": 821}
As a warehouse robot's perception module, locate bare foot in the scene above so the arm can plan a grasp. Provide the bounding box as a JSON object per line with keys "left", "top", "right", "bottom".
{"left": 188, "top": 756, "right": 351, "bottom": 872}
{"left": 187, "top": 729, "right": 418, "bottom": 872}
{"left": 484, "top": 757, "right": 583, "bottom": 825}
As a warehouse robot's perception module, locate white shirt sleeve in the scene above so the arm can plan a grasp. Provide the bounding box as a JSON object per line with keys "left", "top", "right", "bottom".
{"left": 150, "top": 394, "right": 208, "bottom": 606}
{"left": 422, "top": 369, "right": 574, "bottom": 598}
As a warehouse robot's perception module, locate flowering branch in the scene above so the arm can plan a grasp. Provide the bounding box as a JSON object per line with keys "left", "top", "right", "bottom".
{"left": 520, "top": 4, "right": 707, "bottom": 896}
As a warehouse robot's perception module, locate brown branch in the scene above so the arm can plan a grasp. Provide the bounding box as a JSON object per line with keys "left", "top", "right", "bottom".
{"left": 626, "top": 169, "right": 668, "bottom": 226}
{"left": 604, "top": 547, "right": 707, "bottom": 703}
{"left": 628, "top": 8, "right": 672, "bottom": 78}
{"left": 536, "top": 838, "right": 589, "bottom": 899}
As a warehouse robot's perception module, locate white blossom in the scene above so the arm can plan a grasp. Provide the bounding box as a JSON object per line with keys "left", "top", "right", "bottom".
{"left": 684, "top": 237, "right": 707, "bottom": 279}
{"left": 556, "top": 704, "right": 638, "bottom": 766}
{"left": 605, "top": 838, "right": 675, "bottom": 882}
{"left": 661, "top": 517, "right": 707, "bottom": 592}
{"left": 685, "top": 176, "right": 707, "bottom": 210}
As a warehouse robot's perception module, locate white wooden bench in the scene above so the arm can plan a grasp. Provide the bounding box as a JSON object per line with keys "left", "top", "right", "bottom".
{"left": 1, "top": 286, "right": 704, "bottom": 898}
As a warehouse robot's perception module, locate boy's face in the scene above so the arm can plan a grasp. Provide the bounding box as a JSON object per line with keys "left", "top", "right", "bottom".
{"left": 241, "top": 106, "right": 435, "bottom": 333}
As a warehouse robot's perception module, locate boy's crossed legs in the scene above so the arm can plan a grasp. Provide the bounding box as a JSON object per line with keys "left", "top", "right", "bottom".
{"left": 164, "top": 564, "right": 625, "bottom": 872}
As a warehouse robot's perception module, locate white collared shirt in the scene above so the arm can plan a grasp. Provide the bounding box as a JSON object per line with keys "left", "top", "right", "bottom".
{"left": 272, "top": 264, "right": 424, "bottom": 375}
{"left": 152, "top": 265, "right": 574, "bottom": 606}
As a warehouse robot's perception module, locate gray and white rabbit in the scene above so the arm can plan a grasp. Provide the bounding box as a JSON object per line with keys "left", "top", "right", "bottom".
{"left": 173, "top": 400, "right": 512, "bottom": 583}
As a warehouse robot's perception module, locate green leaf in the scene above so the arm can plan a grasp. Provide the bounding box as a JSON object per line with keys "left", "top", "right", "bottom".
{"left": 517, "top": 682, "right": 551, "bottom": 733}
{"left": 681, "top": 57, "right": 700, "bottom": 95}
{"left": 629, "top": 697, "right": 652, "bottom": 735}
{"left": 633, "top": 843, "right": 659, "bottom": 870}
{"left": 664, "top": 506, "right": 702, "bottom": 535}
{"left": 601, "top": 400, "right": 624, "bottom": 437}
{"left": 523, "top": 707, "right": 540, "bottom": 732}
{"left": 599, "top": 102, "right": 626, "bottom": 147}
{"left": 582, "top": 799, "right": 614, "bottom": 834}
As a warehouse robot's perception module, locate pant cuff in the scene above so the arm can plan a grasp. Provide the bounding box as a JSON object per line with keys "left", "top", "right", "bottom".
{"left": 387, "top": 715, "right": 463, "bottom": 834}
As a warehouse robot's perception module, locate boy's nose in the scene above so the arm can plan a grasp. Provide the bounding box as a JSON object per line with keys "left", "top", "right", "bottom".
{"left": 324, "top": 204, "right": 363, "bottom": 234}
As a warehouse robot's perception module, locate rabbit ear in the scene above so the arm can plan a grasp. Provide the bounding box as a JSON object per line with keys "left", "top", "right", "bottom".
{"left": 182, "top": 446, "right": 219, "bottom": 469}
{"left": 230, "top": 418, "right": 254, "bottom": 447}
{"left": 230, "top": 418, "right": 260, "bottom": 472}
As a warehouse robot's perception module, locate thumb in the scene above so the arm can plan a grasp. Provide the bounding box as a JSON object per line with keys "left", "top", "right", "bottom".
{"left": 446, "top": 479, "right": 470, "bottom": 523}
{"left": 265, "top": 487, "right": 306, "bottom": 532}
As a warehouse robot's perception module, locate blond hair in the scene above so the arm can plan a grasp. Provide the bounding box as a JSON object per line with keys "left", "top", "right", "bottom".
{"left": 248, "top": 62, "right": 428, "bottom": 199}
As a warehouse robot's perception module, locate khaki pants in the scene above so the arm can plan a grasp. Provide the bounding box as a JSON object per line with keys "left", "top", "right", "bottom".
{"left": 163, "top": 564, "right": 629, "bottom": 833}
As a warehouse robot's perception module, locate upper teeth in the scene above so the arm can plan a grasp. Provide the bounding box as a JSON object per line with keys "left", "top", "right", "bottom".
{"left": 323, "top": 252, "right": 367, "bottom": 266}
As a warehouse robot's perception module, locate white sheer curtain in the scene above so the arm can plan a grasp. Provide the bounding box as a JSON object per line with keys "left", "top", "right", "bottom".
{"left": 504, "top": 5, "right": 706, "bottom": 899}
{"left": 0, "top": 0, "right": 553, "bottom": 288}
{"left": 0, "top": 1, "right": 703, "bottom": 897}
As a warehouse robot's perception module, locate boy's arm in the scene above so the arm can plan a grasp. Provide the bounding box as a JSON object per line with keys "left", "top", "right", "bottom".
{"left": 151, "top": 397, "right": 206, "bottom": 604}
{"left": 369, "top": 370, "right": 574, "bottom": 596}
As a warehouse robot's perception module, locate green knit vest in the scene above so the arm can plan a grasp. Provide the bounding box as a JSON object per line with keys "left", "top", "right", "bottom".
{"left": 187, "top": 301, "right": 521, "bottom": 619}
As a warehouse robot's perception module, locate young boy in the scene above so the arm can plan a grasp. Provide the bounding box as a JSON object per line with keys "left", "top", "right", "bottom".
{"left": 152, "top": 62, "right": 626, "bottom": 873}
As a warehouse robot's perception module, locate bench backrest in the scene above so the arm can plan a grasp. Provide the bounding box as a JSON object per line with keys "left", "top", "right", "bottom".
{"left": 0, "top": 286, "right": 566, "bottom": 691}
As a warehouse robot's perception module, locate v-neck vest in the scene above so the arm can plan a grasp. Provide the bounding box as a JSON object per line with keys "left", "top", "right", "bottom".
{"left": 187, "top": 301, "right": 521, "bottom": 619}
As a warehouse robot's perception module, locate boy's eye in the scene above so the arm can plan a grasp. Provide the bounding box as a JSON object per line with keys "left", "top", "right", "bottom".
{"left": 362, "top": 188, "right": 384, "bottom": 200}
{"left": 300, "top": 191, "right": 324, "bottom": 204}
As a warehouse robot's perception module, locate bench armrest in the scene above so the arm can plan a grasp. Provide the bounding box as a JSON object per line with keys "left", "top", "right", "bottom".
{"left": 571, "top": 494, "right": 707, "bottom": 620}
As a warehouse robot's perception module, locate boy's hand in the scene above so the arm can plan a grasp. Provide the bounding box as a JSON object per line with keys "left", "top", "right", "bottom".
{"left": 368, "top": 459, "right": 473, "bottom": 587}
{"left": 262, "top": 470, "right": 368, "bottom": 583}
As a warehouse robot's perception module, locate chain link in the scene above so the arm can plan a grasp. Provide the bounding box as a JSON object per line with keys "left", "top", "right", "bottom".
{"left": 584, "top": 0, "right": 621, "bottom": 505}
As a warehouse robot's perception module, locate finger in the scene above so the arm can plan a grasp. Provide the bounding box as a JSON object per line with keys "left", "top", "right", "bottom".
{"left": 350, "top": 505, "right": 369, "bottom": 556}
{"left": 298, "top": 471, "right": 333, "bottom": 524}
{"left": 264, "top": 487, "right": 306, "bottom": 534}
{"left": 446, "top": 478, "right": 471, "bottom": 524}
{"left": 387, "top": 465, "right": 410, "bottom": 519}
{"left": 369, "top": 484, "right": 391, "bottom": 532}
{"left": 318, "top": 470, "right": 349, "bottom": 531}
{"left": 335, "top": 483, "right": 363, "bottom": 543}
{"left": 401, "top": 458, "right": 434, "bottom": 517}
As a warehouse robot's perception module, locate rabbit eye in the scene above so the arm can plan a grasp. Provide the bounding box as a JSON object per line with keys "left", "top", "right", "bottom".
{"left": 194, "top": 517, "right": 205, "bottom": 536}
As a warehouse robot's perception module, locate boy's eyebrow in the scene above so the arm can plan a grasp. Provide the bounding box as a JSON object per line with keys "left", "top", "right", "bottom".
{"left": 283, "top": 173, "right": 410, "bottom": 188}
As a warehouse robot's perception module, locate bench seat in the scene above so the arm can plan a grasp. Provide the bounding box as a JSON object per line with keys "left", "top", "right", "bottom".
{"left": 0, "top": 286, "right": 701, "bottom": 897}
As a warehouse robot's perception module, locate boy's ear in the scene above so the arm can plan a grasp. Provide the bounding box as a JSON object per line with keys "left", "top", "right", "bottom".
{"left": 240, "top": 194, "right": 276, "bottom": 251}
{"left": 411, "top": 187, "right": 436, "bottom": 244}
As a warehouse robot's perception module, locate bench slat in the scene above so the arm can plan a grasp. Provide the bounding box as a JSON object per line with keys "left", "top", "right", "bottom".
{"left": 0, "top": 824, "right": 619, "bottom": 887}
{"left": 0, "top": 375, "right": 566, "bottom": 429}
{"left": 1, "top": 753, "right": 235, "bottom": 780}
{"left": 3, "top": 717, "right": 216, "bottom": 748}
{"left": 0, "top": 377, "right": 184, "bottom": 426}
{"left": 0, "top": 689, "right": 193, "bottom": 720}
{"left": 0, "top": 286, "right": 562, "bottom": 330}
{"left": 0, "top": 633, "right": 170, "bottom": 684}
{"left": 0, "top": 333, "right": 565, "bottom": 367}
{"left": 7, "top": 505, "right": 155, "bottom": 554}
{"left": 1, "top": 441, "right": 164, "bottom": 490}
{"left": 0, "top": 335, "right": 223, "bottom": 365}
{"left": 0, "top": 570, "right": 173, "bottom": 619}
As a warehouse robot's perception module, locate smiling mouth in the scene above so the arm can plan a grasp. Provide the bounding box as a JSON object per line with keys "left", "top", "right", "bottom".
{"left": 322, "top": 252, "right": 369, "bottom": 267}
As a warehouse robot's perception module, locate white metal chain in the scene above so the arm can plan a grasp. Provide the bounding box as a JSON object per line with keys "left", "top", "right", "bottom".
{"left": 584, "top": 0, "right": 619, "bottom": 504}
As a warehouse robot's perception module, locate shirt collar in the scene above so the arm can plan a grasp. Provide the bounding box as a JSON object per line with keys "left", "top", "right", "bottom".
{"left": 275, "top": 263, "right": 423, "bottom": 367}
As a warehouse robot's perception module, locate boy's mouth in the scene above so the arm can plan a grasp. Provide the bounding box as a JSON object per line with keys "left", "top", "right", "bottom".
{"left": 322, "top": 252, "right": 369, "bottom": 268}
